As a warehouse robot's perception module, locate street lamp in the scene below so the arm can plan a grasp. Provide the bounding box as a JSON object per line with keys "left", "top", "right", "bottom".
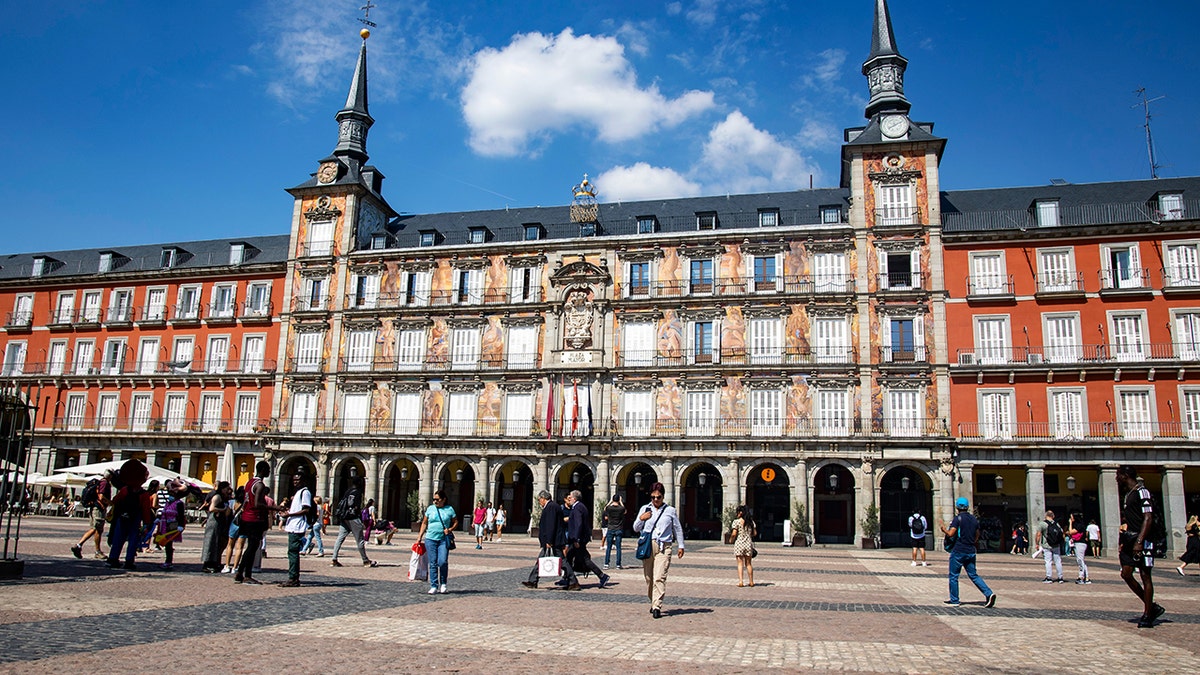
{"left": 698, "top": 473, "right": 708, "bottom": 487}
{"left": 455, "top": 468, "right": 464, "bottom": 482}
{"left": 572, "top": 471, "right": 580, "bottom": 484}
{"left": 1066, "top": 475, "right": 1076, "bottom": 491}
{"left": 240, "top": 461, "right": 248, "bottom": 474}
{"left": 995, "top": 474, "right": 1004, "bottom": 491}
{"left": 900, "top": 476, "right": 910, "bottom": 491}
{"left": 167, "top": 459, "right": 179, "bottom": 472}
{"left": 400, "top": 466, "right": 409, "bottom": 480}
{"left": 828, "top": 473, "right": 839, "bottom": 491}
{"left": 634, "top": 472, "right": 642, "bottom": 485}
{"left": 203, "top": 460, "right": 212, "bottom": 471}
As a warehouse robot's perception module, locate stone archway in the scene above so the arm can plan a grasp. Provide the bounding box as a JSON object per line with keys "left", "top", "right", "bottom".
{"left": 554, "top": 461, "right": 595, "bottom": 518}
{"left": 616, "top": 461, "right": 658, "bottom": 518}
{"left": 879, "top": 465, "right": 933, "bottom": 548}
{"left": 383, "top": 458, "right": 420, "bottom": 528}
{"left": 493, "top": 460, "right": 534, "bottom": 533}
{"left": 813, "top": 463, "right": 855, "bottom": 544}
{"left": 438, "top": 460, "right": 475, "bottom": 525}
{"left": 746, "top": 462, "right": 790, "bottom": 543}
{"left": 333, "top": 456, "right": 367, "bottom": 507}
{"left": 681, "top": 461, "right": 723, "bottom": 540}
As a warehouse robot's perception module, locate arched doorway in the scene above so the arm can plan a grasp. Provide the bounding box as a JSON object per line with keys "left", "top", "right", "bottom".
{"left": 618, "top": 462, "right": 658, "bottom": 525}
{"left": 333, "top": 457, "right": 367, "bottom": 507}
{"left": 555, "top": 461, "right": 595, "bottom": 522}
{"left": 813, "top": 464, "right": 854, "bottom": 544}
{"left": 277, "top": 456, "right": 318, "bottom": 503}
{"left": 747, "top": 462, "right": 790, "bottom": 543}
{"left": 879, "top": 466, "right": 932, "bottom": 548}
{"left": 682, "top": 462, "right": 722, "bottom": 540}
{"left": 383, "top": 459, "right": 420, "bottom": 528}
{"left": 493, "top": 460, "right": 534, "bottom": 533}
{"left": 438, "top": 460, "right": 475, "bottom": 527}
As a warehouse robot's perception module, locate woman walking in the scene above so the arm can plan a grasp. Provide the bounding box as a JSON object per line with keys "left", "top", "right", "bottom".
{"left": 731, "top": 504, "right": 756, "bottom": 587}
{"left": 495, "top": 504, "right": 507, "bottom": 542}
{"left": 201, "top": 481, "right": 233, "bottom": 573}
{"left": 1178, "top": 515, "right": 1200, "bottom": 575}
{"left": 633, "top": 482, "right": 685, "bottom": 619}
{"left": 418, "top": 490, "right": 458, "bottom": 594}
{"left": 1066, "top": 513, "right": 1090, "bottom": 584}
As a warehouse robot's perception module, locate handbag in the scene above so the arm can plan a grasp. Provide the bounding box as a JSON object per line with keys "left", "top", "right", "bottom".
{"left": 750, "top": 545, "right": 758, "bottom": 558}
{"left": 538, "top": 555, "right": 563, "bottom": 578}
{"left": 942, "top": 533, "right": 957, "bottom": 553}
{"left": 435, "top": 508, "right": 457, "bottom": 550}
{"left": 635, "top": 506, "right": 668, "bottom": 560}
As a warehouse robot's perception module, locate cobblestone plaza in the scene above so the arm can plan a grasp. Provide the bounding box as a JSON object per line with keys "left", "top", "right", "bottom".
{"left": 2, "top": 517, "right": 1198, "bottom": 673}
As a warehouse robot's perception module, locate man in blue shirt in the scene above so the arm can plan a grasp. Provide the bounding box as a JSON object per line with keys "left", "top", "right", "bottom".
{"left": 939, "top": 496, "right": 997, "bottom": 608}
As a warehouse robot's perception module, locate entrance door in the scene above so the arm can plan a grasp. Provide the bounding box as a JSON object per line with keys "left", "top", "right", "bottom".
{"left": 747, "top": 464, "right": 790, "bottom": 542}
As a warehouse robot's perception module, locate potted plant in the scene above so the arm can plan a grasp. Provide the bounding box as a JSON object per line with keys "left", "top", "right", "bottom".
{"left": 861, "top": 503, "right": 880, "bottom": 549}
{"left": 529, "top": 498, "right": 543, "bottom": 538}
{"left": 790, "top": 500, "right": 813, "bottom": 547}
{"left": 406, "top": 492, "right": 423, "bottom": 531}
{"left": 721, "top": 505, "right": 738, "bottom": 544}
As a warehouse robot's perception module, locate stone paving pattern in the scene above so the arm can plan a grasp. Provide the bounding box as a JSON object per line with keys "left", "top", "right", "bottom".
{"left": 1, "top": 517, "right": 1198, "bottom": 673}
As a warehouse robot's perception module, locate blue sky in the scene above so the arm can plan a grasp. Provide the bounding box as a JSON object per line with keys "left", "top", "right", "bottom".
{"left": 2, "top": 0, "right": 1197, "bottom": 254}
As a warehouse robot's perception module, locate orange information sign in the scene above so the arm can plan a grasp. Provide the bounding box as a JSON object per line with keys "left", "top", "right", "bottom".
{"left": 761, "top": 467, "right": 775, "bottom": 483}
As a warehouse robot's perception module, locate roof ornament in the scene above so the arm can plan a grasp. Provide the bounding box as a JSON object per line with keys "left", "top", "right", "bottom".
{"left": 862, "top": 0, "right": 911, "bottom": 120}
{"left": 570, "top": 174, "right": 599, "bottom": 224}
{"left": 359, "top": 1, "right": 377, "bottom": 39}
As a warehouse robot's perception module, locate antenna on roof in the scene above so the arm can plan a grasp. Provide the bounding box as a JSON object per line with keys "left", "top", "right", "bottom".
{"left": 1133, "top": 87, "right": 1165, "bottom": 179}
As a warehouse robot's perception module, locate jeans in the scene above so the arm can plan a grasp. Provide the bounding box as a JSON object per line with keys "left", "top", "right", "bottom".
{"left": 425, "top": 537, "right": 450, "bottom": 589}
{"left": 107, "top": 517, "right": 142, "bottom": 566}
{"left": 332, "top": 519, "right": 369, "bottom": 562}
{"left": 302, "top": 524, "right": 325, "bottom": 554}
{"left": 1043, "top": 547, "right": 1063, "bottom": 579}
{"left": 948, "top": 550, "right": 993, "bottom": 603}
{"left": 604, "top": 530, "right": 623, "bottom": 567}
{"left": 1073, "top": 541, "right": 1089, "bottom": 579}
{"left": 287, "top": 532, "right": 304, "bottom": 581}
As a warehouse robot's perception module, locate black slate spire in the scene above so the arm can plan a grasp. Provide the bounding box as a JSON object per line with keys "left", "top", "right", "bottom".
{"left": 333, "top": 39, "right": 374, "bottom": 169}
{"left": 862, "top": 0, "right": 911, "bottom": 119}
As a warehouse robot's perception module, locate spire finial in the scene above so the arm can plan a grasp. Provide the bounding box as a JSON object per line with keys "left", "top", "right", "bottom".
{"left": 332, "top": 15, "right": 375, "bottom": 169}
{"left": 359, "top": 1, "right": 377, "bottom": 40}
{"left": 862, "top": 0, "right": 911, "bottom": 119}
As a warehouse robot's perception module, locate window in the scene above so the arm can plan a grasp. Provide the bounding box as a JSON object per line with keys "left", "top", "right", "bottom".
{"left": 396, "top": 329, "right": 425, "bottom": 370}
{"left": 750, "top": 389, "right": 782, "bottom": 436}
{"left": 1, "top": 342, "right": 26, "bottom": 376}
{"left": 689, "top": 259, "right": 714, "bottom": 294}
{"left": 880, "top": 249, "right": 919, "bottom": 290}
{"left": 1158, "top": 193, "right": 1184, "bottom": 220}
{"left": 622, "top": 321, "right": 655, "bottom": 366}
{"left": 235, "top": 393, "right": 259, "bottom": 433}
{"left": 130, "top": 394, "right": 152, "bottom": 432}
{"left": 814, "top": 252, "right": 847, "bottom": 293}
{"left": 686, "top": 390, "right": 716, "bottom": 436}
{"left": 758, "top": 209, "right": 779, "bottom": 227}
{"left": 352, "top": 273, "right": 380, "bottom": 309}
{"left": 508, "top": 265, "right": 542, "bottom": 303}
{"left": 176, "top": 286, "right": 201, "bottom": 319}
{"left": 1050, "top": 389, "right": 1085, "bottom": 439}
{"left": 200, "top": 393, "right": 223, "bottom": 432}
{"left": 98, "top": 394, "right": 119, "bottom": 432}
{"left": 504, "top": 392, "right": 533, "bottom": 437}
{"left": 296, "top": 332, "right": 322, "bottom": 372}
{"left": 419, "top": 231, "right": 436, "bottom": 247}
{"left": 878, "top": 184, "right": 914, "bottom": 225}
{"left": 523, "top": 224, "right": 542, "bottom": 241}
{"left": 454, "top": 269, "right": 484, "bottom": 305}
{"left": 303, "top": 277, "right": 326, "bottom": 311}
{"left": 1035, "top": 200, "right": 1060, "bottom": 227}
{"left": 346, "top": 330, "right": 375, "bottom": 371}
{"left": 65, "top": 394, "right": 86, "bottom": 431}
{"left": 622, "top": 390, "right": 655, "bottom": 436}
{"left": 160, "top": 249, "right": 177, "bottom": 269}
{"left": 73, "top": 339, "right": 95, "bottom": 375}
{"left": 507, "top": 325, "right": 538, "bottom": 368}
{"left": 816, "top": 388, "right": 849, "bottom": 436}
{"left": 393, "top": 392, "right": 421, "bottom": 435}
{"left": 975, "top": 316, "right": 1010, "bottom": 365}
{"left": 144, "top": 288, "right": 166, "bottom": 321}
{"left": 403, "top": 270, "right": 432, "bottom": 307}
{"left": 637, "top": 217, "right": 657, "bottom": 234}
{"left": 887, "top": 388, "right": 922, "bottom": 437}
{"left": 81, "top": 292, "right": 101, "bottom": 322}
{"left": 627, "top": 262, "right": 651, "bottom": 297}
{"left": 979, "top": 390, "right": 1014, "bottom": 439}
{"left": 1043, "top": 314, "right": 1081, "bottom": 363}
{"left": 969, "top": 252, "right": 1007, "bottom": 295}
{"left": 210, "top": 284, "right": 236, "bottom": 318}
{"left": 451, "top": 327, "right": 481, "bottom": 368}
{"left": 1110, "top": 313, "right": 1146, "bottom": 362}
{"left": 170, "top": 337, "right": 194, "bottom": 373}
{"left": 229, "top": 243, "right": 245, "bottom": 265}
{"left": 47, "top": 341, "right": 67, "bottom": 375}
{"left": 1165, "top": 243, "right": 1200, "bottom": 287}
{"left": 101, "top": 339, "right": 126, "bottom": 374}
{"left": 748, "top": 317, "right": 782, "bottom": 364}
{"left": 821, "top": 206, "right": 842, "bottom": 224}
{"left": 206, "top": 336, "right": 229, "bottom": 373}
{"left": 54, "top": 293, "right": 75, "bottom": 324}
{"left": 696, "top": 212, "right": 717, "bottom": 230}
{"left": 562, "top": 382, "right": 591, "bottom": 437}
{"left": 290, "top": 391, "right": 316, "bottom": 434}
{"left": 1101, "top": 244, "right": 1143, "bottom": 290}
{"left": 245, "top": 282, "right": 271, "bottom": 317}
{"left": 107, "top": 289, "right": 132, "bottom": 322}
{"left": 243, "top": 335, "right": 265, "bottom": 373}
{"left": 136, "top": 338, "right": 159, "bottom": 375}
{"left": 342, "top": 392, "right": 370, "bottom": 434}
{"left": 447, "top": 391, "right": 477, "bottom": 435}
{"left": 691, "top": 320, "right": 717, "bottom": 364}
{"left": 1174, "top": 311, "right": 1200, "bottom": 360}
{"left": 370, "top": 234, "right": 388, "bottom": 250}
{"left": 579, "top": 222, "right": 597, "bottom": 237}
{"left": 468, "top": 228, "right": 487, "bottom": 244}
{"left": 813, "top": 317, "right": 849, "bottom": 363}
{"left": 752, "top": 256, "right": 778, "bottom": 293}
{"left": 98, "top": 252, "right": 113, "bottom": 273}
{"left": 1038, "top": 248, "right": 1076, "bottom": 292}
{"left": 1182, "top": 389, "right": 1200, "bottom": 440}
{"left": 31, "top": 257, "right": 46, "bottom": 277}
{"left": 883, "top": 316, "right": 924, "bottom": 362}
{"left": 308, "top": 220, "right": 333, "bottom": 256}
{"left": 164, "top": 394, "right": 187, "bottom": 432}
{"left": 1117, "top": 389, "right": 1154, "bottom": 440}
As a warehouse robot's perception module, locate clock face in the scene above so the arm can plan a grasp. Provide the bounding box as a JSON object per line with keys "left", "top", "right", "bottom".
{"left": 317, "top": 162, "right": 338, "bottom": 184}
{"left": 881, "top": 115, "right": 910, "bottom": 139}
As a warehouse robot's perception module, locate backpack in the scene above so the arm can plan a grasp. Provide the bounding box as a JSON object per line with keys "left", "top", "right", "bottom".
{"left": 909, "top": 514, "right": 926, "bottom": 536}
{"left": 334, "top": 492, "right": 356, "bottom": 522}
{"left": 81, "top": 480, "right": 101, "bottom": 508}
{"left": 299, "top": 489, "right": 317, "bottom": 526}
{"left": 1043, "top": 520, "right": 1064, "bottom": 548}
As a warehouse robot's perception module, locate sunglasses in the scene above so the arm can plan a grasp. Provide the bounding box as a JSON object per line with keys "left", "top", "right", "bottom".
{"left": 651, "top": 494, "right": 664, "bottom": 500}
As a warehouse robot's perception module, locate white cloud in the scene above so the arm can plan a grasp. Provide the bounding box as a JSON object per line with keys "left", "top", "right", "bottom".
{"left": 807, "top": 48, "right": 846, "bottom": 87}
{"left": 596, "top": 163, "right": 703, "bottom": 202}
{"left": 685, "top": 0, "right": 720, "bottom": 26}
{"left": 697, "top": 111, "right": 821, "bottom": 194}
{"left": 461, "top": 29, "right": 715, "bottom": 157}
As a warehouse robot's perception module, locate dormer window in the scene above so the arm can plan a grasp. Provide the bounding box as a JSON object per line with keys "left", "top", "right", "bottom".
{"left": 637, "top": 217, "right": 658, "bottom": 234}
{"left": 468, "top": 227, "right": 489, "bottom": 244}
{"left": 419, "top": 230, "right": 437, "bottom": 247}
{"left": 696, "top": 212, "right": 717, "bottom": 230}
{"left": 371, "top": 234, "right": 389, "bottom": 250}
{"left": 31, "top": 257, "right": 46, "bottom": 277}
{"left": 523, "top": 223, "right": 543, "bottom": 241}
{"left": 99, "top": 252, "right": 113, "bottom": 273}
{"left": 1158, "top": 193, "right": 1184, "bottom": 221}
{"left": 160, "top": 248, "right": 177, "bottom": 269}
{"left": 821, "top": 206, "right": 842, "bottom": 224}
{"left": 580, "top": 222, "right": 598, "bottom": 237}
{"left": 758, "top": 209, "right": 779, "bottom": 227}
{"left": 229, "top": 243, "right": 245, "bottom": 265}
{"left": 1035, "top": 200, "right": 1060, "bottom": 227}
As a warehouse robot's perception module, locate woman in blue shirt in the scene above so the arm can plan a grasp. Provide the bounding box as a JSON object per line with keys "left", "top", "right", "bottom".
{"left": 417, "top": 490, "right": 459, "bottom": 595}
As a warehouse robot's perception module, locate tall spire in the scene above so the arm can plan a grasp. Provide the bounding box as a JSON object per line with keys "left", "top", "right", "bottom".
{"left": 333, "top": 35, "right": 374, "bottom": 169}
{"left": 862, "top": 0, "right": 911, "bottom": 119}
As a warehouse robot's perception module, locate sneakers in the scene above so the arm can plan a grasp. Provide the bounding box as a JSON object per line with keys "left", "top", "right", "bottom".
{"left": 521, "top": 581, "right": 538, "bottom": 589}
{"left": 598, "top": 573, "right": 611, "bottom": 589}
{"left": 221, "top": 565, "right": 232, "bottom": 574}
{"left": 921, "top": 562, "right": 930, "bottom": 567}
{"left": 427, "top": 587, "right": 438, "bottom": 594}
{"left": 242, "top": 577, "right": 262, "bottom": 585}
{"left": 566, "top": 583, "right": 582, "bottom": 591}
{"left": 1177, "top": 567, "right": 1186, "bottom": 576}
{"left": 70, "top": 545, "right": 83, "bottom": 559}
{"left": 363, "top": 560, "right": 378, "bottom": 567}
{"left": 911, "top": 561, "right": 918, "bottom": 567}
{"left": 278, "top": 579, "right": 301, "bottom": 588}
{"left": 439, "top": 584, "right": 448, "bottom": 594}
{"left": 651, "top": 608, "right": 661, "bottom": 619}
{"left": 1151, "top": 603, "right": 1166, "bottom": 621}
{"left": 1042, "top": 577, "right": 1053, "bottom": 583}
{"left": 159, "top": 563, "right": 173, "bottom": 571}
{"left": 122, "top": 562, "right": 136, "bottom": 571}
{"left": 475, "top": 544, "right": 483, "bottom": 550}
{"left": 603, "top": 564, "right": 610, "bottom": 570}
{"left": 985, "top": 594, "right": 997, "bottom": 608}
{"left": 943, "top": 600, "right": 960, "bottom": 607}
{"left": 93, "top": 552, "right": 107, "bottom": 560}
{"left": 316, "top": 552, "right": 325, "bottom": 557}
{"left": 1055, "top": 578, "right": 1066, "bottom": 584}
{"left": 330, "top": 560, "right": 343, "bottom": 567}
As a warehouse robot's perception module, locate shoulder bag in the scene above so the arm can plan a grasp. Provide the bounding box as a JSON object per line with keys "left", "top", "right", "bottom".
{"left": 635, "top": 506, "right": 667, "bottom": 560}
{"left": 435, "top": 507, "right": 456, "bottom": 550}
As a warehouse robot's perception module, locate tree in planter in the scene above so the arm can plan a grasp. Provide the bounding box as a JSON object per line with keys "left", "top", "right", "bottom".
{"left": 721, "top": 505, "right": 738, "bottom": 544}
{"left": 528, "top": 498, "right": 543, "bottom": 536}
{"left": 791, "top": 500, "right": 813, "bottom": 546}
{"left": 405, "top": 491, "right": 423, "bottom": 530}
{"left": 861, "top": 503, "right": 881, "bottom": 548}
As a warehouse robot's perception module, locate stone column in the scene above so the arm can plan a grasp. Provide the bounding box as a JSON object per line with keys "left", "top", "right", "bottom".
{"left": 1097, "top": 465, "right": 1119, "bottom": 558}
{"left": 1025, "top": 465, "right": 1045, "bottom": 524}
{"left": 662, "top": 457, "right": 676, "bottom": 507}
{"left": 596, "top": 458, "right": 611, "bottom": 503}
{"left": 420, "top": 455, "right": 434, "bottom": 508}
{"left": 534, "top": 457, "right": 548, "bottom": 500}
{"left": 956, "top": 464, "right": 974, "bottom": 508}
{"left": 1162, "top": 465, "right": 1188, "bottom": 556}
{"left": 314, "top": 453, "right": 330, "bottom": 502}
{"left": 366, "top": 452, "right": 380, "bottom": 509}
{"left": 727, "top": 457, "right": 741, "bottom": 510}
{"left": 475, "top": 456, "right": 490, "bottom": 504}
{"left": 178, "top": 453, "right": 193, "bottom": 483}
{"left": 144, "top": 450, "right": 159, "bottom": 470}
{"left": 935, "top": 464, "right": 955, "bottom": 528}
{"left": 794, "top": 458, "right": 809, "bottom": 520}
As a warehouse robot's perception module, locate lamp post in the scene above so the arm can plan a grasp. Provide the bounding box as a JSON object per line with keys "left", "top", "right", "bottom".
{"left": 995, "top": 474, "right": 1004, "bottom": 491}
{"left": 829, "top": 472, "right": 839, "bottom": 492}
{"left": 455, "top": 468, "right": 464, "bottom": 482}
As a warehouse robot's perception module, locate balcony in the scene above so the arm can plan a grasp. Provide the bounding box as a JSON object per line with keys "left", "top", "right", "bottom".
{"left": 5, "top": 311, "right": 33, "bottom": 330}
{"left": 966, "top": 274, "right": 1015, "bottom": 300}
{"left": 9, "top": 358, "right": 279, "bottom": 377}
{"left": 169, "top": 304, "right": 203, "bottom": 324}
{"left": 239, "top": 300, "right": 274, "bottom": 322}
{"left": 878, "top": 272, "right": 921, "bottom": 292}
{"left": 874, "top": 207, "right": 923, "bottom": 228}
{"left": 300, "top": 241, "right": 335, "bottom": 259}
{"left": 957, "top": 421, "right": 1198, "bottom": 442}
{"left": 878, "top": 346, "right": 928, "bottom": 364}
{"left": 136, "top": 306, "right": 169, "bottom": 326}
{"left": 285, "top": 357, "right": 327, "bottom": 373}
{"left": 48, "top": 309, "right": 76, "bottom": 330}
{"left": 74, "top": 309, "right": 102, "bottom": 327}
{"left": 292, "top": 296, "right": 330, "bottom": 313}
{"left": 617, "top": 345, "right": 857, "bottom": 367}
{"left": 953, "top": 343, "right": 1200, "bottom": 367}
{"left": 615, "top": 274, "right": 856, "bottom": 299}
{"left": 1035, "top": 272, "right": 1086, "bottom": 297}
{"left": 54, "top": 415, "right": 271, "bottom": 434}
{"left": 205, "top": 303, "right": 239, "bottom": 324}
{"left": 104, "top": 307, "right": 134, "bottom": 327}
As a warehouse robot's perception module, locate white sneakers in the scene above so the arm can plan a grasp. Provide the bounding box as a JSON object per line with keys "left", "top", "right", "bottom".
{"left": 922, "top": 562, "right": 930, "bottom": 567}
{"left": 427, "top": 587, "right": 438, "bottom": 594}
{"left": 911, "top": 561, "right": 918, "bottom": 566}
{"left": 439, "top": 584, "right": 448, "bottom": 594}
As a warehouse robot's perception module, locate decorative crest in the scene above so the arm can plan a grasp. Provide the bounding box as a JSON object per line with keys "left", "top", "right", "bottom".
{"left": 570, "top": 174, "right": 599, "bottom": 224}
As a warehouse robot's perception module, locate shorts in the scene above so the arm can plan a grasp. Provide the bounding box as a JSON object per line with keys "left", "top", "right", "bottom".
{"left": 474, "top": 523, "right": 485, "bottom": 537}
{"left": 910, "top": 536, "right": 924, "bottom": 548}
{"left": 89, "top": 508, "right": 106, "bottom": 530}
{"left": 1119, "top": 540, "right": 1155, "bottom": 569}
{"left": 228, "top": 523, "right": 241, "bottom": 539}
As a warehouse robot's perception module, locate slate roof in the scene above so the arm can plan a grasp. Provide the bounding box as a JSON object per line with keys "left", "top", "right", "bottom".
{"left": 0, "top": 235, "right": 290, "bottom": 281}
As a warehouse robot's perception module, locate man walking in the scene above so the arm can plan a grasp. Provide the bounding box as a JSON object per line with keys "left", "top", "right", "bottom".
{"left": 1116, "top": 465, "right": 1165, "bottom": 628}
{"left": 939, "top": 496, "right": 997, "bottom": 608}
{"left": 908, "top": 510, "right": 929, "bottom": 566}
{"left": 1086, "top": 519, "right": 1101, "bottom": 557}
{"left": 566, "top": 490, "right": 609, "bottom": 588}
{"left": 1035, "top": 510, "right": 1066, "bottom": 583}
{"left": 234, "top": 461, "right": 272, "bottom": 585}
{"left": 602, "top": 494, "right": 626, "bottom": 570}
{"left": 522, "top": 490, "right": 579, "bottom": 590}
{"left": 330, "top": 475, "right": 376, "bottom": 567}
{"left": 71, "top": 469, "right": 113, "bottom": 560}
{"left": 279, "top": 466, "right": 313, "bottom": 588}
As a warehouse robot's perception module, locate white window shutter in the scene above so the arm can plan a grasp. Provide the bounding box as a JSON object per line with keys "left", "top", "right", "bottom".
{"left": 878, "top": 249, "right": 889, "bottom": 289}
{"left": 910, "top": 249, "right": 921, "bottom": 289}
{"left": 913, "top": 315, "right": 925, "bottom": 361}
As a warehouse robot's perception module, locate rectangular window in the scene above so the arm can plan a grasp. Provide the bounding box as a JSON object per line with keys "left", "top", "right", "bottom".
{"left": 99, "top": 252, "right": 113, "bottom": 273}
{"left": 176, "top": 286, "right": 201, "bottom": 319}
{"left": 97, "top": 394, "right": 119, "bottom": 432}
{"left": 622, "top": 390, "right": 655, "bottom": 437}
{"left": 758, "top": 210, "right": 779, "bottom": 227}
{"left": 451, "top": 327, "right": 481, "bottom": 368}
{"left": 752, "top": 256, "right": 777, "bottom": 292}
{"left": 229, "top": 243, "right": 245, "bottom": 265}
{"left": 455, "top": 269, "right": 484, "bottom": 305}
{"left": 73, "top": 340, "right": 95, "bottom": 375}
{"left": 107, "top": 290, "right": 132, "bottom": 322}
{"left": 1158, "top": 193, "right": 1184, "bottom": 220}
{"left": 290, "top": 392, "right": 316, "bottom": 434}
{"left": 296, "top": 332, "right": 322, "bottom": 372}
{"left": 65, "top": 394, "right": 86, "bottom": 430}
{"left": 888, "top": 389, "right": 921, "bottom": 437}
{"left": 881, "top": 250, "right": 919, "bottom": 290}
{"left": 1043, "top": 314, "right": 1081, "bottom": 363}
{"left": 689, "top": 259, "right": 713, "bottom": 294}
{"left": 401, "top": 271, "right": 430, "bottom": 307}
{"left": 524, "top": 224, "right": 542, "bottom": 241}
{"left": 419, "top": 231, "right": 436, "bottom": 247}
{"left": 821, "top": 206, "right": 842, "bottom": 224}
{"left": 242, "top": 335, "right": 265, "bottom": 373}
{"left": 206, "top": 336, "right": 229, "bottom": 373}
{"left": 130, "top": 394, "right": 152, "bottom": 432}
{"left": 144, "top": 288, "right": 166, "bottom": 321}
{"left": 211, "top": 284, "right": 236, "bottom": 318}
{"left": 136, "top": 338, "right": 159, "bottom": 375}
{"left": 1182, "top": 389, "right": 1200, "bottom": 440}
{"left": 637, "top": 217, "right": 657, "bottom": 234}
{"left": 816, "top": 389, "right": 849, "bottom": 437}
{"left": 750, "top": 389, "right": 782, "bottom": 437}
{"left": 813, "top": 252, "right": 847, "bottom": 293}
{"left": 1050, "top": 389, "right": 1085, "bottom": 439}
{"left": 81, "top": 292, "right": 101, "bottom": 322}
{"left": 393, "top": 392, "right": 421, "bottom": 435}
{"left": 468, "top": 228, "right": 487, "bottom": 244}
{"left": 508, "top": 265, "right": 542, "bottom": 303}
{"left": 235, "top": 393, "right": 259, "bottom": 433}
{"left": 1, "top": 342, "right": 26, "bottom": 376}
{"left": 396, "top": 329, "right": 425, "bottom": 369}
{"left": 245, "top": 282, "right": 271, "bottom": 317}
{"left": 346, "top": 330, "right": 375, "bottom": 371}
{"left": 975, "top": 316, "right": 1009, "bottom": 365}
{"left": 1038, "top": 249, "right": 1075, "bottom": 292}
{"left": 886, "top": 318, "right": 917, "bottom": 362}
{"left": 1101, "top": 244, "right": 1143, "bottom": 290}
{"left": 878, "top": 184, "right": 914, "bottom": 225}
{"left": 814, "top": 317, "right": 849, "bottom": 363}
{"left": 342, "top": 392, "right": 370, "bottom": 434}
{"left": 1110, "top": 313, "right": 1146, "bottom": 362}
{"left": 979, "top": 390, "right": 1014, "bottom": 439}
{"left": 969, "top": 252, "right": 1007, "bottom": 295}
{"left": 748, "top": 317, "right": 782, "bottom": 364}
{"left": 696, "top": 212, "right": 717, "bottom": 230}
{"left": 308, "top": 221, "right": 333, "bottom": 256}
{"left": 304, "top": 278, "right": 326, "bottom": 311}
{"left": 54, "top": 293, "right": 75, "bottom": 324}
{"left": 447, "top": 391, "right": 477, "bottom": 435}
{"left": 352, "top": 274, "right": 380, "bottom": 308}
{"left": 692, "top": 321, "right": 716, "bottom": 363}
{"left": 628, "top": 262, "right": 650, "bottom": 297}
{"left": 160, "top": 249, "right": 176, "bottom": 269}
{"left": 164, "top": 394, "right": 187, "bottom": 432}
{"left": 507, "top": 325, "right": 538, "bottom": 369}
{"left": 102, "top": 339, "right": 126, "bottom": 374}
{"left": 11, "top": 294, "right": 33, "bottom": 326}
{"left": 1165, "top": 243, "right": 1200, "bottom": 287}
{"left": 623, "top": 321, "right": 655, "bottom": 366}
{"left": 1035, "top": 200, "right": 1060, "bottom": 227}
{"left": 686, "top": 390, "right": 716, "bottom": 436}
{"left": 1118, "top": 389, "right": 1153, "bottom": 440}
{"left": 31, "top": 258, "right": 46, "bottom": 277}
{"left": 200, "top": 393, "right": 223, "bottom": 433}
{"left": 48, "top": 341, "right": 67, "bottom": 375}
{"left": 1174, "top": 312, "right": 1200, "bottom": 360}
{"left": 170, "top": 337, "right": 194, "bottom": 373}
{"left": 505, "top": 392, "right": 534, "bottom": 437}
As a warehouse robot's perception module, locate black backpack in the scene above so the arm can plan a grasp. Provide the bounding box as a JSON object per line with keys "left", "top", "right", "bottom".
{"left": 300, "top": 489, "right": 318, "bottom": 526}
{"left": 909, "top": 514, "right": 925, "bottom": 536}
{"left": 81, "top": 480, "right": 101, "bottom": 508}
{"left": 1043, "top": 520, "right": 1064, "bottom": 548}
{"left": 334, "top": 491, "right": 357, "bottom": 522}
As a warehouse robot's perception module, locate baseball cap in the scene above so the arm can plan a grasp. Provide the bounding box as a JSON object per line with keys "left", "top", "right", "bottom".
{"left": 955, "top": 497, "right": 969, "bottom": 510}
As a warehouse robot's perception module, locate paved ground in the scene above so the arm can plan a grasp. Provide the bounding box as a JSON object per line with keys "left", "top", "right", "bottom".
{"left": 1, "top": 516, "right": 1198, "bottom": 673}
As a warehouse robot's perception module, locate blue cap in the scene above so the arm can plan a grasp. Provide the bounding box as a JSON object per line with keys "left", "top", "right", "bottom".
{"left": 955, "top": 497, "right": 969, "bottom": 509}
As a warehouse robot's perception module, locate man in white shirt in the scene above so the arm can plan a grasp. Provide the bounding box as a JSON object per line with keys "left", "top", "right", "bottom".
{"left": 1086, "top": 520, "right": 1102, "bottom": 557}
{"left": 280, "top": 466, "right": 314, "bottom": 588}
{"left": 485, "top": 502, "right": 497, "bottom": 542}
{"left": 633, "top": 482, "right": 685, "bottom": 619}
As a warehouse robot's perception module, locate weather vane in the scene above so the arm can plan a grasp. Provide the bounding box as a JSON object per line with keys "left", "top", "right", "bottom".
{"left": 359, "top": 1, "right": 377, "bottom": 28}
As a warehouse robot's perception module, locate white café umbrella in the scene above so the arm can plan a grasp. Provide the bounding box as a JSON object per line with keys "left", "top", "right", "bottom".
{"left": 56, "top": 460, "right": 213, "bottom": 490}
{"left": 216, "top": 443, "right": 236, "bottom": 487}
{"left": 31, "top": 472, "right": 96, "bottom": 488}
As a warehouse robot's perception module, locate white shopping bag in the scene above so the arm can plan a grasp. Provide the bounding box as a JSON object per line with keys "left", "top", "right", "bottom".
{"left": 538, "top": 555, "right": 562, "bottom": 578}
{"left": 408, "top": 550, "right": 428, "bottom": 581}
